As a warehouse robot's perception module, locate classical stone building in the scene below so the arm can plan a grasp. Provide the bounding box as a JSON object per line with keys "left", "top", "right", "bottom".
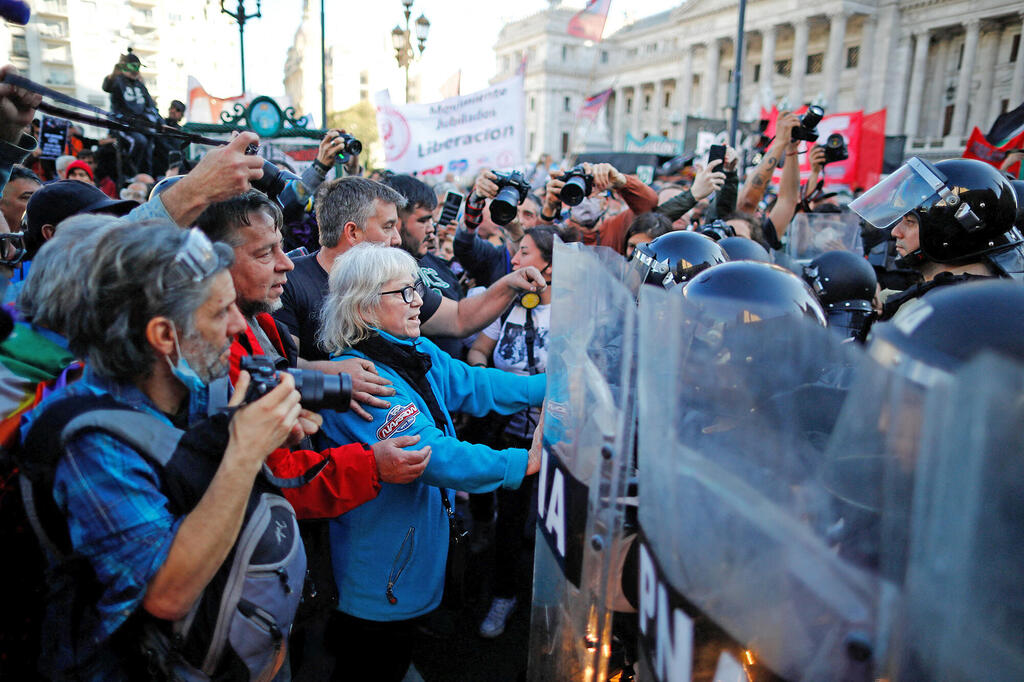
{"left": 494, "top": 0, "right": 1024, "bottom": 161}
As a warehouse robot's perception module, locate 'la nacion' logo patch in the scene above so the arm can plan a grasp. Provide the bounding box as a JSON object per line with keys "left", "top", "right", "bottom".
{"left": 376, "top": 403, "right": 420, "bottom": 440}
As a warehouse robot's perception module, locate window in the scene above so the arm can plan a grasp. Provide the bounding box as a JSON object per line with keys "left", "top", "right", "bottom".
{"left": 562, "top": 45, "right": 568, "bottom": 61}
{"left": 643, "top": 93, "right": 651, "bottom": 111}
{"left": 664, "top": 91, "right": 671, "bottom": 107}
{"left": 753, "top": 63, "right": 761, "bottom": 82}
{"left": 601, "top": 50, "right": 609, "bottom": 63}
{"left": 501, "top": 56, "right": 509, "bottom": 72}
{"left": 626, "top": 97, "right": 633, "bottom": 114}
{"left": 529, "top": 132, "right": 535, "bottom": 152}
{"left": 957, "top": 43, "right": 964, "bottom": 69}
{"left": 561, "top": 132, "right": 570, "bottom": 156}
{"left": 775, "top": 59, "right": 791, "bottom": 76}
{"left": 529, "top": 96, "right": 535, "bottom": 112}
{"left": 1001, "top": 99, "right": 1009, "bottom": 115}
{"left": 627, "top": 47, "right": 638, "bottom": 58}
{"left": 846, "top": 45, "right": 860, "bottom": 69}
{"left": 564, "top": 96, "right": 571, "bottom": 112}
{"left": 806, "top": 53, "right": 824, "bottom": 74}
{"left": 360, "top": 71, "right": 369, "bottom": 85}
{"left": 1011, "top": 34, "right": 1020, "bottom": 63}
{"left": 11, "top": 35, "right": 27, "bottom": 58}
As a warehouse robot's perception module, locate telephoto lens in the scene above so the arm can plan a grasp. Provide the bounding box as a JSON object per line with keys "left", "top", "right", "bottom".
{"left": 491, "top": 184, "right": 522, "bottom": 225}
{"left": 289, "top": 369, "right": 352, "bottom": 412}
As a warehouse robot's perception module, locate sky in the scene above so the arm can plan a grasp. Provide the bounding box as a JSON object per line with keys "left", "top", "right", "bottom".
{"left": 240, "top": 0, "right": 682, "bottom": 106}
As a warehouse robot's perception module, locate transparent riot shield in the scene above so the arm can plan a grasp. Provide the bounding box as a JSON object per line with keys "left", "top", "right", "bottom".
{"left": 891, "top": 353, "right": 1024, "bottom": 681}
{"left": 528, "top": 241, "right": 636, "bottom": 682}
{"left": 784, "top": 212, "right": 864, "bottom": 266}
{"left": 636, "top": 284, "right": 876, "bottom": 681}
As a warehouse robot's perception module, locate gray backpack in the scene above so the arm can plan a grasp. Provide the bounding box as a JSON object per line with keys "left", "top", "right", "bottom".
{"left": 20, "top": 396, "right": 308, "bottom": 680}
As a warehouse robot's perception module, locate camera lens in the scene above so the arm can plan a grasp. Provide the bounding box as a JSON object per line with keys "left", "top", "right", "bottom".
{"left": 491, "top": 185, "right": 521, "bottom": 225}
{"left": 289, "top": 369, "right": 352, "bottom": 411}
{"left": 560, "top": 175, "right": 588, "bottom": 206}
{"left": 345, "top": 138, "right": 362, "bottom": 155}
{"left": 251, "top": 159, "right": 286, "bottom": 198}
{"left": 826, "top": 133, "right": 844, "bottom": 149}
{"left": 802, "top": 105, "right": 824, "bottom": 130}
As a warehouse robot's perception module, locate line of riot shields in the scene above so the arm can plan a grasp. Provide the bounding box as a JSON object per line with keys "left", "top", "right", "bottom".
{"left": 528, "top": 238, "right": 1024, "bottom": 681}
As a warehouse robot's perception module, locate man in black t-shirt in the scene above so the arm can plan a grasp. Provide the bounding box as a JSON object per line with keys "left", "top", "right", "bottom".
{"left": 274, "top": 177, "right": 545, "bottom": 363}
{"left": 381, "top": 173, "right": 468, "bottom": 358}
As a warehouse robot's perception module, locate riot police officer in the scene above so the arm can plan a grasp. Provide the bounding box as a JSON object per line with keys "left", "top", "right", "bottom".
{"left": 849, "top": 158, "right": 1021, "bottom": 322}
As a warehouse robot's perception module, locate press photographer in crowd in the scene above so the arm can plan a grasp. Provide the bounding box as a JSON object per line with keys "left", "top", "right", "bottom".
{"left": 537, "top": 161, "right": 658, "bottom": 254}
{"left": 20, "top": 223, "right": 307, "bottom": 679}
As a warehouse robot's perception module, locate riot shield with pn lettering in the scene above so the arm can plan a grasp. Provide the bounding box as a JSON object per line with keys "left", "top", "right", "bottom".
{"left": 528, "top": 241, "right": 636, "bottom": 682}
{"left": 892, "top": 353, "right": 1024, "bottom": 680}
{"left": 636, "top": 282, "right": 876, "bottom": 681}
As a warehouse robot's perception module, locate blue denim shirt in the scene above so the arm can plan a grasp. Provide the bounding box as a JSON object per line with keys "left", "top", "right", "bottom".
{"left": 23, "top": 367, "right": 185, "bottom": 677}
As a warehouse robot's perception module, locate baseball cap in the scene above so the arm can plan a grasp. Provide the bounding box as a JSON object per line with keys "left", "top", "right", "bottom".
{"left": 26, "top": 180, "right": 138, "bottom": 236}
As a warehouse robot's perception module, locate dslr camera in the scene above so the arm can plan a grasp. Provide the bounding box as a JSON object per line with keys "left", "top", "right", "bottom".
{"left": 699, "top": 219, "right": 736, "bottom": 241}
{"left": 335, "top": 132, "right": 362, "bottom": 162}
{"left": 557, "top": 165, "right": 594, "bottom": 206}
{"left": 823, "top": 133, "right": 849, "bottom": 164}
{"left": 489, "top": 170, "right": 531, "bottom": 226}
{"left": 240, "top": 355, "right": 352, "bottom": 412}
{"left": 791, "top": 105, "right": 824, "bottom": 142}
{"left": 246, "top": 144, "right": 313, "bottom": 223}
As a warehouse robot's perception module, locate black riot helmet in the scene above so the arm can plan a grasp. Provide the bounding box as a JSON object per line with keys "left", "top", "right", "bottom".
{"left": 869, "top": 281, "right": 1024, "bottom": 382}
{"left": 851, "top": 157, "right": 1020, "bottom": 266}
{"left": 631, "top": 230, "right": 728, "bottom": 287}
{"left": 718, "top": 236, "right": 772, "bottom": 262}
{"left": 802, "top": 250, "right": 877, "bottom": 339}
{"left": 1010, "top": 179, "right": 1024, "bottom": 230}
{"left": 684, "top": 260, "right": 827, "bottom": 327}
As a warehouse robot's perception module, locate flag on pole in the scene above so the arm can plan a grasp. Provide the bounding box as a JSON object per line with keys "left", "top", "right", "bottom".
{"left": 964, "top": 126, "right": 1024, "bottom": 177}
{"left": 985, "top": 101, "right": 1024, "bottom": 146}
{"left": 568, "top": 0, "right": 612, "bottom": 42}
{"left": 516, "top": 53, "right": 528, "bottom": 76}
{"left": 440, "top": 70, "right": 462, "bottom": 99}
{"left": 578, "top": 88, "right": 612, "bottom": 122}
{"left": 187, "top": 77, "right": 249, "bottom": 124}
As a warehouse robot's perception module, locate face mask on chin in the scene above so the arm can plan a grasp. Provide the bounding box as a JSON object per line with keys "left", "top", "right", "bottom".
{"left": 164, "top": 323, "right": 227, "bottom": 417}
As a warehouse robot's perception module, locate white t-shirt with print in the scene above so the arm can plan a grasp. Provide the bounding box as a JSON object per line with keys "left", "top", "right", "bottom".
{"left": 481, "top": 303, "right": 550, "bottom": 438}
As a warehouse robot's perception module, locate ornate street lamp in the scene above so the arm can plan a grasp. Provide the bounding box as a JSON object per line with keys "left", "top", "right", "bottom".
{"left": 391, "top": 0, "right": 429, "bottom": 103}
{"left": 220, "top": 0, "right": 261, "bottom": 93}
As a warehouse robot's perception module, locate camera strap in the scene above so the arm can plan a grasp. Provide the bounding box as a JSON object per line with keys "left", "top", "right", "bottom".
{"left": 2, "top": 73, "right": 225, "bottom": 147}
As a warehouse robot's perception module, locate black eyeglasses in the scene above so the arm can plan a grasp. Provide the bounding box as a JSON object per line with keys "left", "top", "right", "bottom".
{"left": 380, "top": 278, "right": 427, "bottom": 304}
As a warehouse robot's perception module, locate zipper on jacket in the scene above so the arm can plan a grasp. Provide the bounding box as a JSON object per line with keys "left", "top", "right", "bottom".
{"left": 386, "top": 526, "right": 415, "bottom": 605}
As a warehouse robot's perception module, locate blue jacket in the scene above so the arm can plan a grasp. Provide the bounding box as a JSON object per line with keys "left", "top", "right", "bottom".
{"left": 318, "top": 330, "right": 545, "bottom": 621}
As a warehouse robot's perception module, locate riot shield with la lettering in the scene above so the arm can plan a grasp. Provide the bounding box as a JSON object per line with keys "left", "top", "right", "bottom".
{"left": 527, "top": 240, "right": 636, "bottom": 682}
{"left": 635, "top": 282, "right": 877, "bottom": 681}
{"left": 890, "top": 353, "right": 1024, "bottom": 680}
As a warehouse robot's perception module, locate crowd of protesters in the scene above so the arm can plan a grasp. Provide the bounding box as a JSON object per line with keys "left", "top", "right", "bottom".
{"left": 0, "top": 34, "right": 1021, "bottom": 680}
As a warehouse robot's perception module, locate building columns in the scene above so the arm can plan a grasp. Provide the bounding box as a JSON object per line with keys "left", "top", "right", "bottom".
{"left": 1009, "top": 14, "right": 1024, "bottom": 111}
{"left": 949, "top": 19, "right": 980, "bottom": 139}
{"left": 887, "top": 35, "right": 912, "bottom": 135}
{"left": 823, "top": 12, "right": 848, "bottom": 109}
{"left": 973, "top": 25, "right": 1000, "bottom": 136}
{"left": 789, "top": 18, "right": 809, "bottom": 106}
{"left": 653, "top": 80, "right": 664, "bottom": 133}
{"left": 702, "top": 39, "right": 721, "bottom": 116}
{"left": 679, "top": 44, "right": 694, "bottom": 117}
{"left": 760, "top": 25, "right": 777, "bottom": 105}
{"left": 632, "top": 85, "right": 642, "bottom": 138}
{"left": 903, "top": 30, "right": 931, "bottom": 139}
{"left": 855, "top": 15, "right": 876, "bottom": 109}
{"left": 612, "top": 86, "right": 626, "bottom": 147}
{"left": 926, "top": 37, "right": 951, "bottom": 139}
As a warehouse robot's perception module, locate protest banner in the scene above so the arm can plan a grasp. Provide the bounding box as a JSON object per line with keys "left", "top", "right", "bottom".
{"left": 762, "top": 106, "right": 886, "bottom": 190}
{"left": 39, "top": 116, "right": 69, "bottom": 160}
{"left": 375, "top": 75, "right": 525, "bottom": 176}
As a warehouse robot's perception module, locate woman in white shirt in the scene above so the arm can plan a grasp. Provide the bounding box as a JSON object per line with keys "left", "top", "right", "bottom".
{"left": 467, "top": 225, "right": 557, "bottom": 638}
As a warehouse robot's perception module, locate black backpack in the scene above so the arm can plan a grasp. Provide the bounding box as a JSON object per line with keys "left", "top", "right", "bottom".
{"left": 18, "top": 393, "right": 312, "bottom": 680}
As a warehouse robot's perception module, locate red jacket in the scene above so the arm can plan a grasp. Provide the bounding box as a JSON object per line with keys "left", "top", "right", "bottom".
{"left": 230, "top": 313, "right": 380, "bottom": 519}
{"left": 580, "top": 175, "right": 658, "bottom": 254}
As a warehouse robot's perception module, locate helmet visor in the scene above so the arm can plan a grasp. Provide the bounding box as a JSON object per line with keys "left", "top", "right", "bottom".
{"left": 850, "top": 157, "right": 948, "bottom": 229}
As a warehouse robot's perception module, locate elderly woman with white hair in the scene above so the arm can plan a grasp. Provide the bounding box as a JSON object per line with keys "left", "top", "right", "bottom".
{"left": 315, "top": 242, "right": 545, "bottom": 681}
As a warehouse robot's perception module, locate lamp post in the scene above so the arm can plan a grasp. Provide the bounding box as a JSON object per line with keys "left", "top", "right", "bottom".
{"left": 220, "top": 0, "right": 261, "bottom": 93}
{"left": 391, "top": 0, "right": 430, "bottom": 104}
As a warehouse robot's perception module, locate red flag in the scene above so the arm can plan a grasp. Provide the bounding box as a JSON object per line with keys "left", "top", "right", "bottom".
{"left": 578, "top": 88, "right": 612, "bottom": 122}
{"left": 568, "top": 0, "right": 612, "bottom": 42}
{"left": 963, "top": 126, "right": 1024, "bottom": 177}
